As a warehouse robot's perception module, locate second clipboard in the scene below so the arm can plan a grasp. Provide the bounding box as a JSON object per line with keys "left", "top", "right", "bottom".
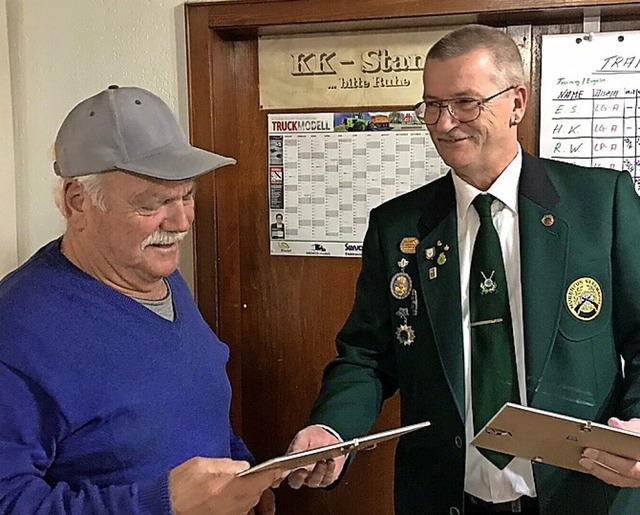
{"left": 472, "top": 403, "right": 640, "bottom": 472}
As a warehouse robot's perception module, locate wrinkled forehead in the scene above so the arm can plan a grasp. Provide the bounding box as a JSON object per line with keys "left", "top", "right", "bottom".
{"left": 102, "top": 170, "right": 196, "bottom": 198}
{"left": 422, "top": 51, "right": 500, "bottom": 99}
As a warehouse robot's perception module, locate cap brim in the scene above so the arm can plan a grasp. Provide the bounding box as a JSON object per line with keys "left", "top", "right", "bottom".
{"left": 116, "top": 145, "right": 236, "bottom": 180}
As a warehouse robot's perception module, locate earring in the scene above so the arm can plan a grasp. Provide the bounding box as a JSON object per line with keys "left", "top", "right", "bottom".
{"left": 509, "top": 117, "right": 519, "bottom": 128}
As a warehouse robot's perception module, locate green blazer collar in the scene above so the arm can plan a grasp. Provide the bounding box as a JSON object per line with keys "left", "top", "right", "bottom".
{"left": 416, "top": 172, "right": 457, "bottom": 238}
{"left": 519, "top": 152, "right": 560, "bottom": 208}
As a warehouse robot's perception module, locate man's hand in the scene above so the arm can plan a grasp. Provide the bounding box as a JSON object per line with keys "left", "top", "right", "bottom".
{"left": 579, "top": 417, "right": 640, "bottom": 487}
{"left": 285, "top": 425, "right": 347, "bottom": 490}
{"left": 251, "top": 487, "right": 276, "bottom": 515}
{"left": 169, "top": 457, "right": 282, "bottom": 515}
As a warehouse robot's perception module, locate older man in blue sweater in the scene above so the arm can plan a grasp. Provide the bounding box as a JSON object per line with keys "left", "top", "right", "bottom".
{"left": 0, "top": 86, "right": 281, "bottom": 514}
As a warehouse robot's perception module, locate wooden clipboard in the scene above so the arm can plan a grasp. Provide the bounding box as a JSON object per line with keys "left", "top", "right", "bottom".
{"left": 472, "top": 403, "right": 640, "bottom": 473}
{"left": 237, "top": 420, "right": 430, "bottom": 476}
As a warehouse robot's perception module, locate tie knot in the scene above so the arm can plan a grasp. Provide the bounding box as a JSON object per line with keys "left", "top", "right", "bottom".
{"left": 473, "top": 194, "right": 495, "bottom": 219}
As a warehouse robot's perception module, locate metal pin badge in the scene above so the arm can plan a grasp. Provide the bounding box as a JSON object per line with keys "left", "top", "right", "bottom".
{"left": 395, "top": 324, "right": 415, "bottom": 346}
{"left": 390, "top": 258, "right": 412, "bottom": 300}
{"left": 390, "top": 272, "right": 412, "bottom": 299}
{"left": 400, "top": 237, "right": 419, "bottom": 255}
{"left": 541, "top": 214, "right": 554, "bottom": 227}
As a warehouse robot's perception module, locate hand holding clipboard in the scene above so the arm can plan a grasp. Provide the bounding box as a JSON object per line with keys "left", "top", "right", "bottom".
{"left": 472, "top": 403, "right": 640, "bottom": 481}
{"left": 238, "top": 420, "right": 431, "bottom": 477}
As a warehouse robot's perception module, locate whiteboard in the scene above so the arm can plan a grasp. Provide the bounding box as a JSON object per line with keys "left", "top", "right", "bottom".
{"left": 540, "top": 31, "right": 640, "bottom": 193}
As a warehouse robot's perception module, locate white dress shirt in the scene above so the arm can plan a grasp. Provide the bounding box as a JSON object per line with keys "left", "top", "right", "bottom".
{"left": 452, "top": 148, "right": 537, "bottom": 502}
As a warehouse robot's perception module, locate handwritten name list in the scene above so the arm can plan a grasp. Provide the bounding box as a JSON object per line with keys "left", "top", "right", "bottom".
{"left": 540, "top": 32, "right": 640, "bottom": 193}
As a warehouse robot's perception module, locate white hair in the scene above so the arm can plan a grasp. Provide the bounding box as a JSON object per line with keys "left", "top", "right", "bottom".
{"left": 54, "top": 174, "right": 108, "bottom": 217}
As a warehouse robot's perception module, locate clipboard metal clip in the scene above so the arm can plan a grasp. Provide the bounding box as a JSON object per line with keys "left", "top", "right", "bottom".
{"left": 580, "top": 421, "right": 593, "bottom": 433}
{"left": 485, "top": 427, "right": 512, "bottom": 437}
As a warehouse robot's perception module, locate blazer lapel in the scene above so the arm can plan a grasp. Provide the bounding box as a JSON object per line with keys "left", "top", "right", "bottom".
{"left": 416, "top": 174, "right": 465, "bottom": 420}
{"left": 518, "top": 153, "right": 569, "bottom": 404}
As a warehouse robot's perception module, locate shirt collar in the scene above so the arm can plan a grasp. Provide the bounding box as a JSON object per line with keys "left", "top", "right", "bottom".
{"left": 452, "top": 146, "right": 522, "bottom": 218}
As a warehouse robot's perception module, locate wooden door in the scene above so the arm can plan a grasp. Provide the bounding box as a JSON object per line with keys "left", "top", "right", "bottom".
{"left": 185, "top": 2, "right": 640, "bottom": 513}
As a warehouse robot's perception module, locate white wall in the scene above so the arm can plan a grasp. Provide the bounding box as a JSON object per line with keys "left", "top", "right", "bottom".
{"left": 3, "top": 0, "right": 218, "bottom": 288}
{"left": 0, "top": 0, "right": 18, "bottom": 278}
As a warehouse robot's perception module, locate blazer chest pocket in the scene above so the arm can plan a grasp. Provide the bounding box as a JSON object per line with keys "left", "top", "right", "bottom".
{"left": 558, "top": 267, "right": 610, "bottom": 342}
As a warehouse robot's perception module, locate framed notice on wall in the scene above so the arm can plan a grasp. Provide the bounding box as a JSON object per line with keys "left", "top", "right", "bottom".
{"left": 539, "top": 31, "right": 640, "bottom": 194}
{"left": 268, "top": 112, "right": 448, "bottom": 257}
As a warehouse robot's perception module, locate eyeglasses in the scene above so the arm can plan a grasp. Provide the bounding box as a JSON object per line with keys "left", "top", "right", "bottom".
{"left": 413, "top": 85, "right": 516, "bottom": 125}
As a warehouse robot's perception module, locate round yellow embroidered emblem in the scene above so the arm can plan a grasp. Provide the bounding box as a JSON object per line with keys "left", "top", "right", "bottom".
{"left": 565, "top": 277, "right": 602, "bottom": 321}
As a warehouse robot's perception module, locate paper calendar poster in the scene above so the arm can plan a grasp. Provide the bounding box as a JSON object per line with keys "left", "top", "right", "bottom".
{"left": 267, "top": 112, "right": 448, "bottom": 257}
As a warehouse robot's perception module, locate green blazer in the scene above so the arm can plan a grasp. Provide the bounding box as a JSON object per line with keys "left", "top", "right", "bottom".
{"left": 310, "top": 153, "right": 640, "bottom": 514}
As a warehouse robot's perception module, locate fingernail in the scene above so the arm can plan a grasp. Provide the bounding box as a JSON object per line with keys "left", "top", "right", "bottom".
{"left": 579, "top": 458, "right": 593, "bottom": 471}
{"left": 583, "top": 448, "right": 598, "bottom": 459}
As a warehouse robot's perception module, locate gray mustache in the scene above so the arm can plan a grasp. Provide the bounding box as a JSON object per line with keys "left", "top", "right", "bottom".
{"left": 141, "top": 231, "right": 188, "bottom": 249}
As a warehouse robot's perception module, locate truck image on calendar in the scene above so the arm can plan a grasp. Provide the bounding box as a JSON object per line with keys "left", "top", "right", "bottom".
{"left": 345, "top": 113, "right": 373, "bottom": 131}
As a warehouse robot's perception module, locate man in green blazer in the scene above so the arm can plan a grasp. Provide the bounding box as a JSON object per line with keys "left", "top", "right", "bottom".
{"left": 286, "top": 25, "right": 640, "bottom": 514}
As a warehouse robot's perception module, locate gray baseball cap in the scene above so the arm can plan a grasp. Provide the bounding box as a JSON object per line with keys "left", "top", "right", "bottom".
{"left": 53, "top": 85, "right": 236, "bottom": 180}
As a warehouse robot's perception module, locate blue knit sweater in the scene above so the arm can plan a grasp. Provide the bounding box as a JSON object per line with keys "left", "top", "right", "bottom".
{"left": 0, "top": 239, "right": 253, "bottom": 514}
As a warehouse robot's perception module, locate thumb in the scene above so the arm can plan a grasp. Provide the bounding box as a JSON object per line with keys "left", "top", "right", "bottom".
{"left": 239, "top": 468, "right": 284, "bottom": 489}
{"left": 609, "top": 417, "right": 640, "bottom": 432}
{"left": 199, "top": 458, "right": 251, "bottom": 475}
{"left": 608, "top": 417, "right": 623, "bottom": 428}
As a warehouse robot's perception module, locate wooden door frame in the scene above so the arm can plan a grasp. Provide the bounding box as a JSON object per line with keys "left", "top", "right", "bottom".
{"left": 186, "top": 0, "right": 640, "bottom": 322}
